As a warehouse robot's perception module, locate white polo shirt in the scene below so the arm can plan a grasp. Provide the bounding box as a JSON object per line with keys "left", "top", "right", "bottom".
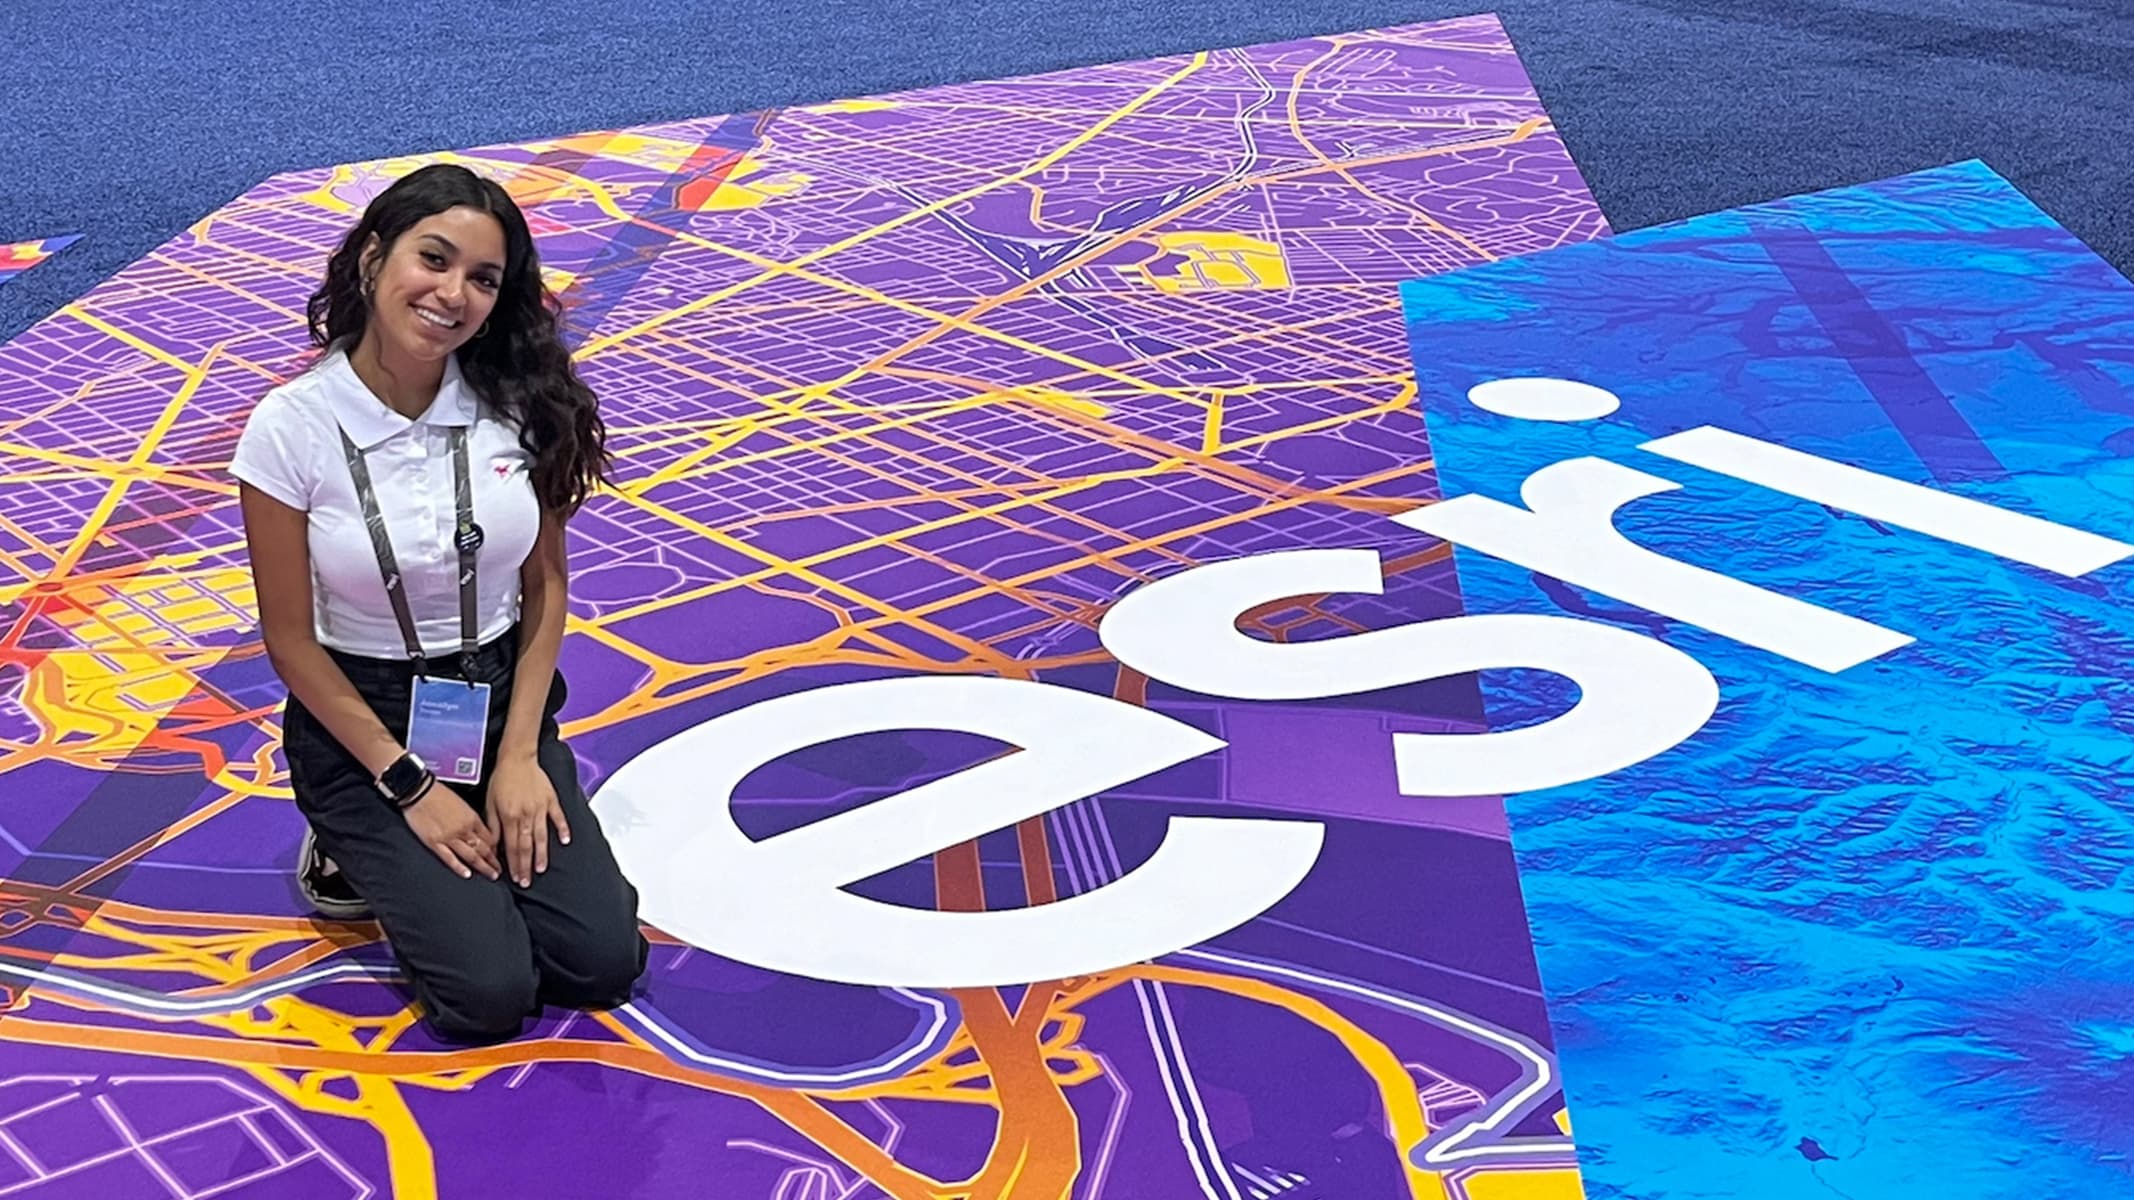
{"left": 231, "top": 348, "right": 542, "bottom": 660}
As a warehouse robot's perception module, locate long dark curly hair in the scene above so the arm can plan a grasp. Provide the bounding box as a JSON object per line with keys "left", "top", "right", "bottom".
{"left": 306, "top": 163, "right": 610, "bottom": 515}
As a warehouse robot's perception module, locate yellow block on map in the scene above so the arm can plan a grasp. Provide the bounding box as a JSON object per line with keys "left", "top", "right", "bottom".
{"left": 977, "top": 384, "right": 1109, "bottom": 420}
{"left": 1138, "top": 231, "right": 1291, "bottom": 292}
{"left": 540, "top": 265, "right": 578, "bottom": 295}
{"left": 32, "top": 570, "right": 255, "bottom": 762}
{"left": 695, "top": 155, "right": 812, "bottom": 210}
{"left": 801, "top": 98, "right": 899, "bottom": 114}
{"left": 551, "top": 131, "right": 705, "bottom": 166}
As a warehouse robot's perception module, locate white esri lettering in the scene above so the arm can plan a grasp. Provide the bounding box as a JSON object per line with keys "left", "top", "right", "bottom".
{"left": 592, "top": 675, "right": 1325, "bottom": 989}
{"left": 1098, "top": 547, "right": 1719, "bottom": 797}
{"left": 594, "top": 405, "right": 2134, "bottom": 990}
{"left": 1641, "top": 425, "right": 2134, "bottom": 576}
{"left": 1391, "top": 456, "right": 1914, "bottom": 673}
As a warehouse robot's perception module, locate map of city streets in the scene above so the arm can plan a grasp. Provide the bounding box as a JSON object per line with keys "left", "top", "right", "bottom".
{"left": 0, "top": 17, "right": 1606, "bottom": 1199}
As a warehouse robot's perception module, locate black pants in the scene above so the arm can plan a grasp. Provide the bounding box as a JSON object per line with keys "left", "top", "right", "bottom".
{"left": 283, "top": 627, "right": 648, "bottom": 1042}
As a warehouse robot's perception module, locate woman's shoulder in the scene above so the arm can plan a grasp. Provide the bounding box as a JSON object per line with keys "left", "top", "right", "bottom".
{"left": 246, "top": 354, "right": 340, "bottom": 431}
{"left": 231, "top": 354, "right": 344, "bottom": 507}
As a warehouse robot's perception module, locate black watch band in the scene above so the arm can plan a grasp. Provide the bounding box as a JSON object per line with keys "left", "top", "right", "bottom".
{"left": 394, "top": 771, "right": 437, "bottom": 810}
{"left": 375, "top": 752, "right": 432, "bottom": 808}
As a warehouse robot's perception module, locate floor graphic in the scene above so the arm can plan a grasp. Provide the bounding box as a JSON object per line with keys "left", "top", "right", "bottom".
{"left": 0, "top": 16, "right": 1605, "bottom": 1198}
{"left": 1401, "top": 160, "right": 2134, "bottom": 1199}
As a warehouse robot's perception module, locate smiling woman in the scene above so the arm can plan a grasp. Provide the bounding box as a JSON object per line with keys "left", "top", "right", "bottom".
{"left": 228, "top": 163, "right": 648, "bottom": 1044}
{"left": 356, "top": 210, "right": 505, "bottom": 351}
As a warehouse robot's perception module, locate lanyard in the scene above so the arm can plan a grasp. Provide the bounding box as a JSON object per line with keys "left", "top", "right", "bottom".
{"left": 338, "top": 424, "right": 481, "bottom": 678}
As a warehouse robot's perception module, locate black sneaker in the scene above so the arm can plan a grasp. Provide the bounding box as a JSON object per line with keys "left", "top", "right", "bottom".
{"left": 298, "top": 826, "right": 370, "bottom": 920}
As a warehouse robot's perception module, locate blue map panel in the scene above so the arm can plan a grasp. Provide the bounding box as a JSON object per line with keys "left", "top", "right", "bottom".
{"left": 1400, "top": 160, "right": 2134, "bottom": 1200}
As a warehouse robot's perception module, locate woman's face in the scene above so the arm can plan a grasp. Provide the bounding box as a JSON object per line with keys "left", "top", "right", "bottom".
{"left": 361, "top": 206, "right": 507, "bottom": 364}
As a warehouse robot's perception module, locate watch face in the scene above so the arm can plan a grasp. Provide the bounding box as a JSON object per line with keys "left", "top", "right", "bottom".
{"left": 380, "top": 753, "right": 428, "bottom": 796}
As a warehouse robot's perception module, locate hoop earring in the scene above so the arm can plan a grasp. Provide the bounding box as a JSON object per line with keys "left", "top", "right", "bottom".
{"left": 475, "top": 321, "right": 490, "bottom": 339}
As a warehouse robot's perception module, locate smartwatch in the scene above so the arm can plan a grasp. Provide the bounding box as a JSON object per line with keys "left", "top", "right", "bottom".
{"left": 375, "top": 751, "right": 433, "bottom": 809}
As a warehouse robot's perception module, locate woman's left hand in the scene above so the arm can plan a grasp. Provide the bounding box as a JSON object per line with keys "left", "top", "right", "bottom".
{"left": 487, "top": 753, "right": 571, "bottom": 888}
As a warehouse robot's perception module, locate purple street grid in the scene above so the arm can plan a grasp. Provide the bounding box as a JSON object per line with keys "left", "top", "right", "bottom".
{"left": 0, "top": 16, "right": 1604, "bottom": 1197}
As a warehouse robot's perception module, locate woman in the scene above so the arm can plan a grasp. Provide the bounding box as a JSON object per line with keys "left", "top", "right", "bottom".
{"left": 233, "top": 163, "right": 647, "bottom": 1043}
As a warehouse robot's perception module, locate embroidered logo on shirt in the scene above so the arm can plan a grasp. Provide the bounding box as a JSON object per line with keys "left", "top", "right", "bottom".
{"left": 491, "top": 457, "right": 521, "bottom": 480}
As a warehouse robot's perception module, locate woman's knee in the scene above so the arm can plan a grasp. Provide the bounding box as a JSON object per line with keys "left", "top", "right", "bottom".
{"left": 539, "top": 919, "right": 648, "bottom": 1009}
{"left": 423, "top": 956, "right": 539, "bottom": 1041}
{"left": 586, "top": 928, "right": 649, "bottom": 1003}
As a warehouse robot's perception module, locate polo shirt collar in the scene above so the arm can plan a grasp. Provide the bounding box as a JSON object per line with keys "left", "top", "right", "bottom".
{"left": 321, "top": 347, "right": 478, "bottom": 450}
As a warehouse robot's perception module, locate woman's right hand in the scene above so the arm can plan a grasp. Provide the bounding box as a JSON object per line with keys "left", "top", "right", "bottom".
{"left": 402, "top": 782, "right": 502, "bottom": 880}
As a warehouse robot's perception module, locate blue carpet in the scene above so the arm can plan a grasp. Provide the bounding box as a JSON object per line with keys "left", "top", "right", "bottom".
{"left": 3, "top": 0, "right": 2130, "bottom": 335}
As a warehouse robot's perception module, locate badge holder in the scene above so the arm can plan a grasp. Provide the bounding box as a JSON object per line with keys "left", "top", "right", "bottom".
{"left": 408, "top": 674, "right": 491, "bottom": 784}
{"left": 342, "top": 424, "right": 494, "bottom": 788}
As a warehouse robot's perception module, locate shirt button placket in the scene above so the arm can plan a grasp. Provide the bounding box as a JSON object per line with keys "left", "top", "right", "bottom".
{"left": 425, "top": 431, "right": 443, "bottom": 587}
{"left": 411, "top": 430, "right": 437, "bottom": 605}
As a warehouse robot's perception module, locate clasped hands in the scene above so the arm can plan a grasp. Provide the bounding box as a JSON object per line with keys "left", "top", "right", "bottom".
{"left": 401, "top": 753, "right": 571, "bottom": 887}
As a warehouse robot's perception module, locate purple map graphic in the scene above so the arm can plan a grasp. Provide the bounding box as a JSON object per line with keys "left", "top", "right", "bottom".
{"left": 0, "top": 17, "right": 1604, "bottom": 1198}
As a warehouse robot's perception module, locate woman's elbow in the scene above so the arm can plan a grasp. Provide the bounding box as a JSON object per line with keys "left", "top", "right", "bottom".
{"left": 258, "top": 619, "right": 315, "bottom": 676}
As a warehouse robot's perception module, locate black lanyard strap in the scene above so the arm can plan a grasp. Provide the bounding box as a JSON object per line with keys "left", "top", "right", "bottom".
{"left": 338, "top": 423, "right": 480, "bottom": 675}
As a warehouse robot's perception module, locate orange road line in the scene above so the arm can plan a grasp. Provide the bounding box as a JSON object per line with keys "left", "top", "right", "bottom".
{"left": 1086, "top": 963, "right": 1450, "bottom": 1200}
{"left": 589, "top": 1010, "right": 956, "bottom": 1199}
{"left": 0, "top": 1010, "right": 946, "bottom": 1199}
{"left": 949, "top": 983, "right": 1079, "bottom": 1200}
